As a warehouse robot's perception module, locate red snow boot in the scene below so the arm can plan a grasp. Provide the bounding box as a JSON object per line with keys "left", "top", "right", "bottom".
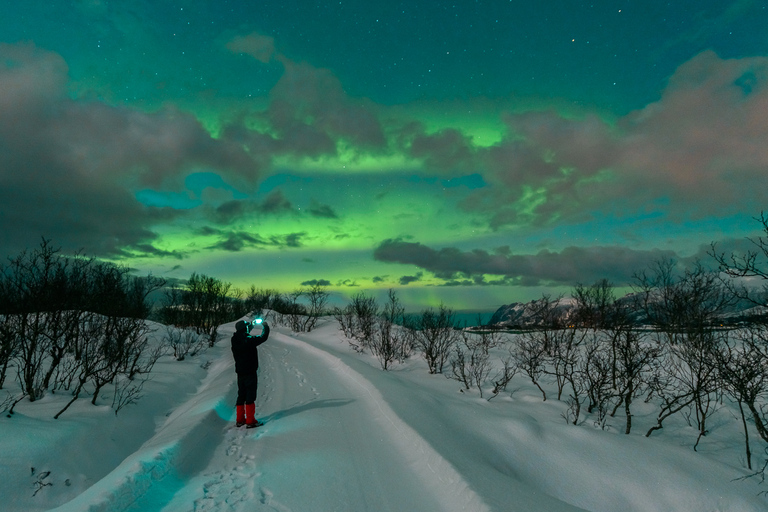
{"left": 236, "top": 405, "right": 246, "bottom": 427}
{"left": 245, "top": 403, "right": 262, "bottom": 428}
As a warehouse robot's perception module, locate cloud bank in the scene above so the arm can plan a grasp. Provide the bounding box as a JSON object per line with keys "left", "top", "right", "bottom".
{"left": 451, "top": 51, "right": 768, "bottom": 228}
{"left": 374, "top": 239, "right": 676, "bottom": 287}
{"left": 0, "top": 43, "right": 256, "bottom": 257}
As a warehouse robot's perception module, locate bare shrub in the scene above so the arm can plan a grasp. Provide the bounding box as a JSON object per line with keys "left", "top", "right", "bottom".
{"left": 718, "top": 326, "right": 768, "bottom": 470}
{"left": 111, "top": 374, "right": 147, "bottom": 416}
{"left": 0, "top": 315, "right": 16, "bottom": 389}
{"left": 332, "top": 304, "right": 356, "bottom": 339}
{"left": 159, "top": 272, "right": 240, "bottom": 345}
{"left": 636, "top": 260, "right": 730, "bottom": 447}
{"left": 449, "top": 330, "right": 494, "bottom": 397}
{"left": 334, "top": 293, "right": 378, "bottom": 352}
{"left": 264, "top": 285, "right": 330, "bottom": 333}
{"left": 511, "top": 332, "right": 548, "bottom": 401}
{"left": 350, "top": 293, "right": 378, "bottom": 350}
{"left": 370, "top": 289, "right": 410, "bottom": 370}
{"left": 580, "top": 333, "right": 615, "bottom": 429}
{"left": 412, "top": 304, "right": 459, "bottom": 374}
{"left": 164, "top": 326, "right": 205, "bottom": 361}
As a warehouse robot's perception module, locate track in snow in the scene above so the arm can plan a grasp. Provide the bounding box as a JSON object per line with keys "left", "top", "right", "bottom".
{"left": 152, "top": 331, "right": 489, "bottom": 512}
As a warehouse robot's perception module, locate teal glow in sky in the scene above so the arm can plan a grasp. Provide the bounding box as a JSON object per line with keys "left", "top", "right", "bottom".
{"left": 1, "top": 1, "right": 767, "bottom": 310}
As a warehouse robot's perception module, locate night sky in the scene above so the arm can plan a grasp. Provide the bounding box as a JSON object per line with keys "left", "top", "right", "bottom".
{"left": 2, "top": 1, "right": 767, "bottom": 311}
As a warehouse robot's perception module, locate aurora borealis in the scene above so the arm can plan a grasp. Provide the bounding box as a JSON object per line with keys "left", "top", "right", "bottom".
{"left": 1, "top": 1, "right": 767, "bottom": 311}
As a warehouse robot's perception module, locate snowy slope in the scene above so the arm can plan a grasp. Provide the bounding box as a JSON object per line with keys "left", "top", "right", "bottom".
{"left": 2, "top": 317, "right": 766, "bottom": 511}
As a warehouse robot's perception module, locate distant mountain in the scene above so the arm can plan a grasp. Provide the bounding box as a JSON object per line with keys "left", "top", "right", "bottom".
{"left": 487, "top": 295, "right": 767, "bottom": 328}
{"left": 488, "top": 298, "right": 576, "bottom": 328}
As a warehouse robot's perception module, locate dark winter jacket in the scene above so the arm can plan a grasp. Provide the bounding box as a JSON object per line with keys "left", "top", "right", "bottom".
{"left": 231, "top": 322, "right": 270, "bottom": 375}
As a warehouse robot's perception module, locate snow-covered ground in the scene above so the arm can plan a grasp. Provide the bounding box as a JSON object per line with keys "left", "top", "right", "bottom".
{"left": 2, "top": 317, "right": 766, "bottom": 511}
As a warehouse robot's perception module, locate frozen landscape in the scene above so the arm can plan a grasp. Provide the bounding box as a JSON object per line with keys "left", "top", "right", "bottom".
{"left": 2, "top": 315, "right": 767, "bottom": 512}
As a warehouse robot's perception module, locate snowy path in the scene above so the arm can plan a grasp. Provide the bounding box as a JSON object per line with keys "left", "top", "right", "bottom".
{"left": 155, "top": 331, "right": 489, "bottom": 512}
{"left": 50, "top": 326, "right": 501, "bottom": 512}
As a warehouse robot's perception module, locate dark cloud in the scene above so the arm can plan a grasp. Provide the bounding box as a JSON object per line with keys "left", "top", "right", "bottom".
{"left": 257, "top": 190, "right": 294, "bottom": 214}
{"left": 407, "top": 127, "right": 477, "bottom": 174}
{"left": 205, "top": 230, "right": 306, "bottom": 252}
{"left": 207, "top": 232, "right": 266, "bottom": 252}
{"left": 309, "top": 202, "right": 339, "bottom": 219}
{"left": 196, "top": 226, "right": 221, "bottom": 236}
{"left": 206, "top": 190, "right": 295, "bottom": 224}
{"left": 399, "top": 272, "right": 423, "bottom": 285}
{"left": 269, "top": 59, "right": 387, "bottom": 151}
{"left": 212, "top": 200, "right": 249, "bottom": 224}
{"left": 226, "top": 30, "right": 387, "bottom": 154}
{"left": 283, "top": 232, "right": 304, "bottom": 247}
{"left": 223, "top": 55, "right": 388, "bottom": 163}
{"left": 375, "top": 238, "right": 675, "bottom": 286}
{"left": 336, "top": 279, "right": 359, "bottom": 287}
{"left": 454, "top": 51, "right": 768, "bottom": 229}
{"left": 0, "top": 42, "right": 257, "bottom": 257}
{"left": 129, "top": 243, "right": 186, "bottom": 260}
{"left": 301, "top": 279, "right": 331, "bottom": 286}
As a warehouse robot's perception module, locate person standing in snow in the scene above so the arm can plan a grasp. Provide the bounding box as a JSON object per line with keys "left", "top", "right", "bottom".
{"left": 231, "top": 319, "right": 270, "bottom": 428}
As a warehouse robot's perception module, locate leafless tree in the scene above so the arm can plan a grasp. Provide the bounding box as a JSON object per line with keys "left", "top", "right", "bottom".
{"left": 54, "top": 313, "right": 108, "bottom": 419}
{"left": 527, "top": 295, "right": 585, "bottom": 403}
{"left": 449, "top": 330, "right": 495, "bottom": 397}
{"left": 111, "top": 374, "right": 147, "bottom": 416}
{"left": 244, "top": 286, "right": 280, "bottom": 317}
{"left": 610, "top": 327, "right": 659, "bottom": 434}
{"left": 164, "top": 326, "right": 205, "bottom": 361}
{"left": 579, "top": 333, "right": 615, "bottom": 428}
{"left": 711, "top": 212, "right": 768, "bottom": 305}
{"left": 412, "top": 304, "right": 459, "bottom": 374}
{"left": 334, "top": 293, "right": 378, "bottom": 351}
{"left": 332, "top": 304, "right": 357, "bottom": 339}
{"left": 350, "top": 292, "right": 379, "bottom": 349}
{"left": 301, "top": 283, "right": 330, "bottom": 332}
{"left": 636, "top": 260, "right": 730, "bottom": 447}
{"left": 160, "top": 272, "right": 235, "bottom": 345}
{"left": 573, "top": 279, "right": 617, "bottom": 330}
{"left": 0, "top": 314, "right": 18, "bottom": 389}
{"left": 370, "top": 289, "right": 410, "bottom": 370}
{"left": 709, "top": 213, "right": 768, "bottom": 469}
{"left": 634, "top": 259, "right": 734, "bottom": 344}
{"left": 717, "top": 327, "right": 768, "bottom": 470}
{"left": 284, "top": 289, "right": 309, "bottom": 332}
{"left": 3, "top": 240, "right": 64, "bottom": 401}
{"left": 511, "top": 332, "right": 548, "bottom": 401}
{"left": 488, "top": 346, "right": 517, "bottom": 400}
